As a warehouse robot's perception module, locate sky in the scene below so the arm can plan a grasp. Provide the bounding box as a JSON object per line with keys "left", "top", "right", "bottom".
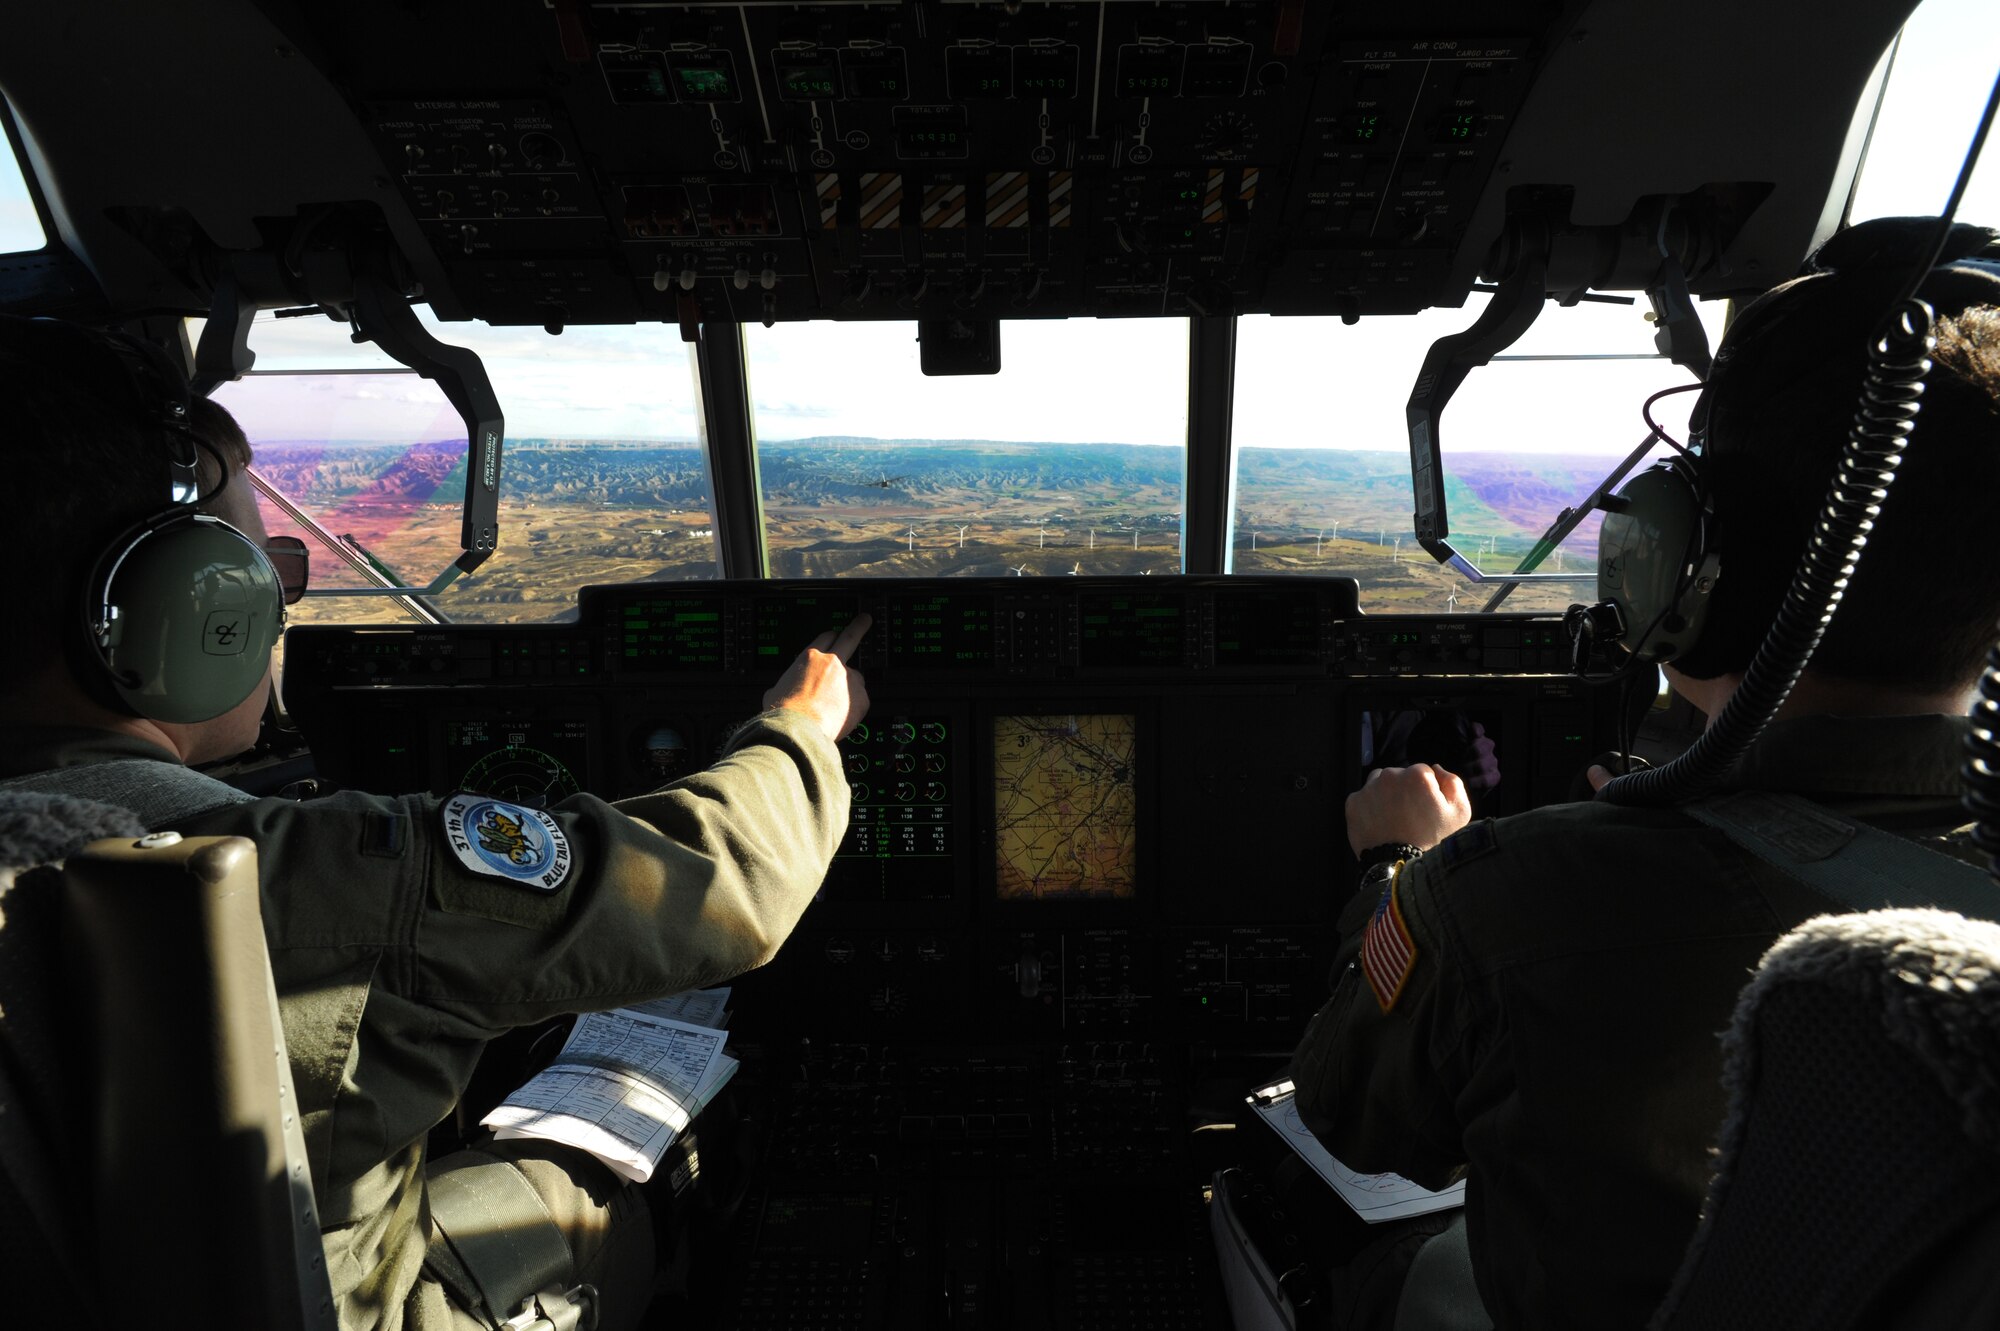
{"left": 4, "top": 0, "right": 1996, "bottom": 456}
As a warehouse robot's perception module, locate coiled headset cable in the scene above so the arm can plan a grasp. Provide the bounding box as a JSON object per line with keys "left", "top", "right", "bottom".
{"left": 1600, "top": 57, "right": 1999, "bottom": 810}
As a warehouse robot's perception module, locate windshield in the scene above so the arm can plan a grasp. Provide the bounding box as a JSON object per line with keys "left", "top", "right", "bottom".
{"left": 747, "top": 318, "right": 1189, "bottom": 578}
{"left": 1233, "top": 296, "right": 1722, "bottom": 613}
{"left": 201, "top": 312, "right": 715, "bottom": 626}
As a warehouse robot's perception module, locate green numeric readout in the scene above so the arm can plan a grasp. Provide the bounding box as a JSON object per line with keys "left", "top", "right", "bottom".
{"left": 620, "top": 600, "right": 725, "bottom": 671}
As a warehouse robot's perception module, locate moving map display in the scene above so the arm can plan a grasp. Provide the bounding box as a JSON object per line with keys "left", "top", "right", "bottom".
{"left": 993, "top": 714, "right": 1138, "bottom": 901}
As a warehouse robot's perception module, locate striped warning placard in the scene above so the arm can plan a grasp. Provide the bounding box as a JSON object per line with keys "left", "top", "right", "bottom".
{"left": 986, "top": 171, "right": 1029, "bottom": 228}
{"left": 815, "top": 173, "right": 841, "bottom": 229}
{"left": 922, "top": 179, "right": 966, "bottom": 228}
{"left": 858, "top": 172, "right": 903, "bottom": 229}
{"left": 1239, "top": 167, "right": 1260, "bottom": 206}
{"left": 1202, "top": 169, "right": 1227, "bottom": 224}
{"left": 1047, "top": 171, "right": 1072, "bottom": 228}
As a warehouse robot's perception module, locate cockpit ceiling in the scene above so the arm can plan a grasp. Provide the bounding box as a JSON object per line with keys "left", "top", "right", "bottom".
{"left": 0, "top": 0, "right": 1920, "bottom": 324}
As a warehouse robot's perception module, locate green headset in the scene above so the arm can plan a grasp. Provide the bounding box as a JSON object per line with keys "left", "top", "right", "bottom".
{"left": 1592, "top": 217, "right": 2000, "bottom": 669}
{"left": 70, "top": 327, "right": 286, "bottom": 724}
{"left": 1593, "top": 453, "right": 1717, "bottom": 666}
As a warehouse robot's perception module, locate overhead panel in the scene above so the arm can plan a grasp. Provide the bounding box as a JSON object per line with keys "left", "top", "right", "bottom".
{"left": 341, "top": 0, "right": 1569, "bottom": 327}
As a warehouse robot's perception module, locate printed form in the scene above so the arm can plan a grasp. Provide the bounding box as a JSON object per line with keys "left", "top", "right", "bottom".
{"left": 1247, "top": 1079, "right": 1466, "bottom": 1223}
{"left": 484, "top": 994, "right": 737, "bottom": 1183}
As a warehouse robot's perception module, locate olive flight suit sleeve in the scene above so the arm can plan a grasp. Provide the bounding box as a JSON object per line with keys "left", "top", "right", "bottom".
{"left": 1291, "top": 853, "right": 1474, "bottom": 1193}
{"left": 412, "top": 705, "right": 851, "bottom": 1026}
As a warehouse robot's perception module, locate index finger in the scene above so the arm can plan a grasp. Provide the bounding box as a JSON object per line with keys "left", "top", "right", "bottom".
{"left": 826, "top": 611, "right": 874, "bottom": 662}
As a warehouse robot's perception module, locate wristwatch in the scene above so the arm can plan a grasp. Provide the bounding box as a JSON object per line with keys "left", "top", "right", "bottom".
{"left": 1357, "top": 842, "right": 1424, "bottom": 869}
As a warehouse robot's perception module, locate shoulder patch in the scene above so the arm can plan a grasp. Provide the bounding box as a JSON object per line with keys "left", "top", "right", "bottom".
{"left": 1361, "top": 873, "right": 1420, "bottom": 1013}
{"left": 1434, "top": 818, "right": 1500, "bottom": 872}
{"left": 440, "top": 793, "right": 574, "bottom": 892}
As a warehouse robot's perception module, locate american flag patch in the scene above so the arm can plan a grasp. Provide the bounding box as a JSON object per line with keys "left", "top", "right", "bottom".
{"left": 1361, "top": 875, "right": 1419, "bottom": 1012}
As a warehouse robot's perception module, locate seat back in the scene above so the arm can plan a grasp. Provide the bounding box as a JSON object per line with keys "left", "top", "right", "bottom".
{"left": 1651, "top": 908, "right": 2000, "bottom": 1331}
{"left": 62, "top": 830, "right": 338, "bottom": 1328}
{"left": 0, "top": 787, "right": 335, "bottom": 1326}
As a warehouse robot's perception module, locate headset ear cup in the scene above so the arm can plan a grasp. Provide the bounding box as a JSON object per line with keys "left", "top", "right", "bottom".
{"left": 1597, "top": 460, "right": 1717, "bottom": 665}
{"left": 92, "top": 515, "right": 283, "bottom": 723}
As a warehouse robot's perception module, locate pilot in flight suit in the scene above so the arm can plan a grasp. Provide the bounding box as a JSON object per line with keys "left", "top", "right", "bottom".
{"left": 1291, "top": 218, "right": 2000, "bottom": 1331}
{"left": 0, "top": 315, "right": 871, "bottom": 1331}
{"left": 1, "top": 708, "right": 852, "bottom": 1330}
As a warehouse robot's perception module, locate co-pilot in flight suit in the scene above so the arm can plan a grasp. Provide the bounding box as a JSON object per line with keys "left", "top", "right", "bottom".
{"left": 1291, "top": 714, "right": 1983, "bottom": 1331}
{"left": 0, "top": 708, "right": 848, "bottom": 1331}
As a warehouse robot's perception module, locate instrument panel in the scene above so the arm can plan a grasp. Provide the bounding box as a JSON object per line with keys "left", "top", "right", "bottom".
{"left": 285, "top": 576, "right": 1622, "bottom": 1044}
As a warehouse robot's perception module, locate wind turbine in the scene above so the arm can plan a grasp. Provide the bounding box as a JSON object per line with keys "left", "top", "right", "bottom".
{"left": 1010, "top": 563, "right": 1028, "bottom": 576}
{"left": 1315, "top": 529, "right": 1324, "bottom": 557}
{"left": 1393, "top": 537, "right": 1402, "bottom": 563}
{"left": 1446, "top": 587, "right": 1459, "bottom": 611}
{"left": 956, "top": 524, "right": 969, "bottom": 550}
{"left": 1088, "top": 529, "right": 1095, "bottom": 549}
{"left": 1037, "top": 526, "right": 1049, "bottom": 549}
{"left": 1251, "top": 531, "right": 1261, "bottom": 552}
{"left": 1330, "top": 519, "right": 1340, "bottom": 541}
{"left": 906, "top": 526, "right": 917, "bottom": 553}
{"left": 1555, "top": 548, "right": 1565, "bottom": 571}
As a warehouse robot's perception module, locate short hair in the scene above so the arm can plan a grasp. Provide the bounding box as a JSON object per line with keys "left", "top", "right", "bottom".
{"left": 0, "top": 317, "right": 254, "bottom": 690}
{"left": 1671, "top": 219, "right": 2000, "bottom": 695}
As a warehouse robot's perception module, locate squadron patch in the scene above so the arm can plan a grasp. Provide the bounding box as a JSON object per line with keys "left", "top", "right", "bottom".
{"left": 440, "top": 793, "right": 574, "bottom": 892}
{"left": 1361, "top": 871, "right": 1419, "bottom": 1013}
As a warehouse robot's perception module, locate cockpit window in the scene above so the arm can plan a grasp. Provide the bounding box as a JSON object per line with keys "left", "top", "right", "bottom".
{"left": 745, "top": 318, "right": 1189, "bottom": 577}
{"left": 0, "top": 121, "right": 45, "bottom": 251}
{"left": 201, "top": 312, "right": 715, "bottom": 626}
{"left": 1849, "top": 0, "right": 2000, "bottom": 225}
{"left": 1233, "top": 297, "right": 1725, "bottom": 613}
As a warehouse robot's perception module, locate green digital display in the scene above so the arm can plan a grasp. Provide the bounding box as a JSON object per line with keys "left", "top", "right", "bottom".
{"left": 752, "top": 593, "right": 859, "bottom": 662}
{"left": 673, "top": 57, "right": 737, "bottom": 101}
{"left": 1117, "top": 44, "right": 1181, "bottom": 99}
{"left": 1182, "top": 44, "right": 1251, "bottom": 98}
{"left": 618, "top": 596, "right": 725, "bottom": 671}
{"left": 842, "top": 51, "right": 909, "bottom": 101}
{"left": 947, "top": 45, "right": 1011, "bottom": 99}
{"left": 886, "top": 593, "right": 993, "bottom": 669}
{"left": 1078, "top": 593, "right": 1187, "bottom": 670}
{"left": 1017, "top": 45, "right": 1079, "bottom": 96}
{"left": 896, "top": 113, "right": 970, "bottom": 160}
{"left": 1213, "top": 589, "right": 1323, "bottom": 668}
{"left": 776, "top": 51, "right": 838, "bottom": 102}
{"left": 783, "top": 71, "right": 836, "bottom": 99}
{"left": 600, "top": 51, "right": 676, "bottom": 105}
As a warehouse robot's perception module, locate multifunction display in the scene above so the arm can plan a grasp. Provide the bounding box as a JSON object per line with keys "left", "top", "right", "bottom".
{"left": 1211, "top": 586, "right": 1324, "bottom": 667}
{"left": 993, "top": 713, "right": 1138, "bottom": 902}
{"left": 1078, "top": 592, "right": 1190, "bottom": 670}
{"left": 885, "top": 592, "right": 997, "bottom": 671}
{"left": 616, "top": 595, "right": 725, "bottom": 672}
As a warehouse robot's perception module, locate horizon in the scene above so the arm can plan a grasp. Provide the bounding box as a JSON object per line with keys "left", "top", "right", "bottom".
{"left": 246, "top": 434, "right": 1623, "bottom": 457}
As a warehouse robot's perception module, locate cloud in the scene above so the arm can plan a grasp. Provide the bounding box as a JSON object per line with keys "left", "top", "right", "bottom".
{"left": 758, "top": 399, "right": 838, "bottom": 420}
